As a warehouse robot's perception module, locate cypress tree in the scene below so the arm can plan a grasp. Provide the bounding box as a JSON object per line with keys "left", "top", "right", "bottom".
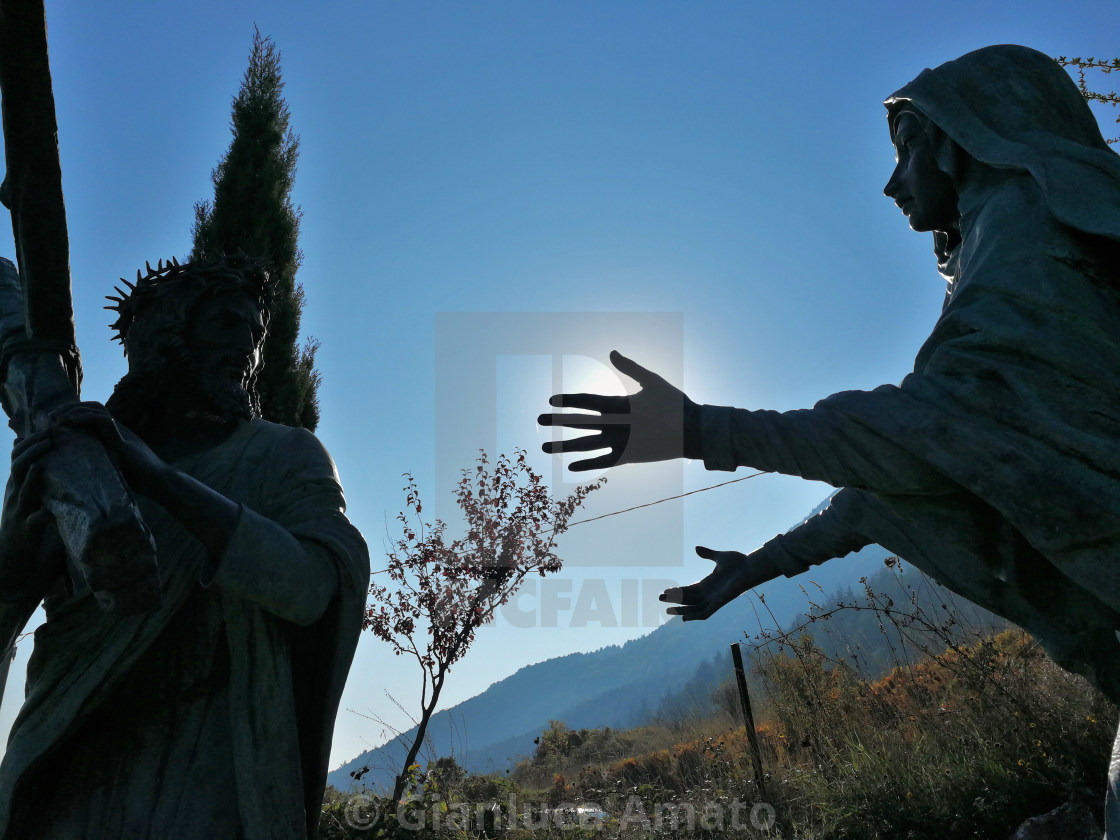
{"left": 190, "top": 27, "right": 320, "bottom": 430}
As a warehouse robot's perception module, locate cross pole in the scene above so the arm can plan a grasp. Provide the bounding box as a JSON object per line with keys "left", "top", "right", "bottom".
{"left": 0, "top": 0, "right": 158, "bottom": 616}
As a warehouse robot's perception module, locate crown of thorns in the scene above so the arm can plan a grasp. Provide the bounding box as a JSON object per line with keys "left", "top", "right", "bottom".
{"left": 105, "top": 253, "right": 275, "bottom": 346}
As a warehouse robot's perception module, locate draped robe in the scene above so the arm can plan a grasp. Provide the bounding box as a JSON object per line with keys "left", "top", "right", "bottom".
{"left": 698, "top": 45, "right": 1120, "bottom": 700}
{"left": 702, "top": 171, "right": 1120, "bottom": 695}
{"left": 0, "top": 418, "right": 369, "bottom": 839}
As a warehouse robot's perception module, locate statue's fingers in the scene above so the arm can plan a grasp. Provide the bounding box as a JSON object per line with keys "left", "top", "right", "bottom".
{"left": 16, "top": 463, "right": 45, "bottom": 514}
{"left": 10, "top": 439, "right": 51, "bottom": 504}
{"left": 665, "top": 603, "right": 713, "bottom": 621}
{"left": 546, "top": 393, "right": 629, "bottom": 414}
{"left": 10, "top": 435, "right": 51, "bottom": 472}
{"left": 54, "top": 405, "right": 124, "bottom": 446}
{"left": 680, "top": 608, "right": 713, "bottom": 622}
{"left": 696, "top": 545, "right": 751, "bottom": 567}
{"left": 567, "top": 450, "right": 622, "bottom": 472}
{"left": 49, "top": 403, "right": 115, "bottom": 434}
{"left": 541, "top": 433, "right": 614, "bottom": 455}
{"left": 609, "top": 350, "right": 663, "bottom": 387}
{"left": 46, "top": 401, "right": 101, "bottom": 423}
{"left": 60, "top": 400, "right": 113, "bottom": 419}
{"left": 25, "top": 508, "right": 52, "bottom": 532}
{"left": 660, "top": 586, "right": 685, "bottom": 604}
{"left": 659, "top": 583, "right": 703, "bottom": 604}
{"left": 537, "top": 412, "right": 612, "bottom": 429}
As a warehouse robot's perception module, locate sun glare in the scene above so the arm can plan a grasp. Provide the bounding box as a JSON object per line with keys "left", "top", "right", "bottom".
{"left": 560, "top": 354, "right": 629, "bottom": 399}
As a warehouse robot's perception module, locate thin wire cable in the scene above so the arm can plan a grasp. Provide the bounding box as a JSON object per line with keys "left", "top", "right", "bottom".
{"left": 369, "top": 470, "right": 770, "bottom": 573}
{"left": 561, "top": 470, "right": 768, "bottom": 530}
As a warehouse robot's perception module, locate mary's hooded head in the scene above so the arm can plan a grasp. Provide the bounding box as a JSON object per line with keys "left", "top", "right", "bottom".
{"left": 884, "top": 45, "right": 1120, "bottom": 244}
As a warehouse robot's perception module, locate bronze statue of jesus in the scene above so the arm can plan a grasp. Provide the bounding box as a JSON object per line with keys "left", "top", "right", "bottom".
{"left": 0, "top": 255, "right": 369, "bottom": 840}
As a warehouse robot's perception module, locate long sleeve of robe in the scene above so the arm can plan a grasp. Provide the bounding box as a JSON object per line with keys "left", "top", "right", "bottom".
{"left": 695, "top": 172, "right": 1120, "bottom": 700}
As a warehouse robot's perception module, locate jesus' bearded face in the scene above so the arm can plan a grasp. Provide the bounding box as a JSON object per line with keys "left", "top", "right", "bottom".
{"left": 180, "top": 292, "right": 266, "bottom": 423}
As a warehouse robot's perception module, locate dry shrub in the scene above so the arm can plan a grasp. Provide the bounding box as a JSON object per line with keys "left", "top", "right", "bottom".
{"left": 755, "top": 623, "right": 1117, "bottom": 838}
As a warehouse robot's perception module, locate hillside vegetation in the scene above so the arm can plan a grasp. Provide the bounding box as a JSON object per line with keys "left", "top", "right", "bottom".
{"left": 323, "top": 562, "right": 1117, "bottom": 839}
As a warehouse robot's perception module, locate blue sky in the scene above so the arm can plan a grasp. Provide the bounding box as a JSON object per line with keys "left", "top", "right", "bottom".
{"left": 1, "top": 0, "right": 1117, "bottom": 768}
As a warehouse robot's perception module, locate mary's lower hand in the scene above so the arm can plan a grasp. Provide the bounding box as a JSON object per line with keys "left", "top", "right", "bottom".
{"left": 659, "top": 545, "right": 783, "bottom": 621}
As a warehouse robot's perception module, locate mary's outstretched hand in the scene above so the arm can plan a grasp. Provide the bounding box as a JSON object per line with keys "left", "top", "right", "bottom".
{"left": 538, "top": 350, "right": 701, "bottom": 472}
{"left": 660, "top": 545, "right": 783, "bottom": 621}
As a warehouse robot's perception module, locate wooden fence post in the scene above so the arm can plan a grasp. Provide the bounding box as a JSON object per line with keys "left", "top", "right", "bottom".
{"left": 731, "top": 643, "right": 767, "bottom": 801}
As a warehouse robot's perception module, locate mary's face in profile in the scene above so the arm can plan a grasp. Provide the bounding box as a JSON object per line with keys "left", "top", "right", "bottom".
{"left": 884, "top": 112, "right": 960, "bottom": 234}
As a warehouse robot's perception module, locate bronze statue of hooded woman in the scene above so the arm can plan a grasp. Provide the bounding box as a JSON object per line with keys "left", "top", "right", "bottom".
{"left": 540, "top": 44, "right": 1120, "bottom": 830}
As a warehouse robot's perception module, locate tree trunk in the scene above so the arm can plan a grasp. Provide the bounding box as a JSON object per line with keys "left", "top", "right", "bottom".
{"left": 391, "top": 672, "right": 445, "bottom": 805}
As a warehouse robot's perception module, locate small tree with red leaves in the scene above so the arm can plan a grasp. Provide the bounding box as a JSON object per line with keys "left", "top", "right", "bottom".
{"left": 365, "top": 450, "right": 604, "bottom": 803}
